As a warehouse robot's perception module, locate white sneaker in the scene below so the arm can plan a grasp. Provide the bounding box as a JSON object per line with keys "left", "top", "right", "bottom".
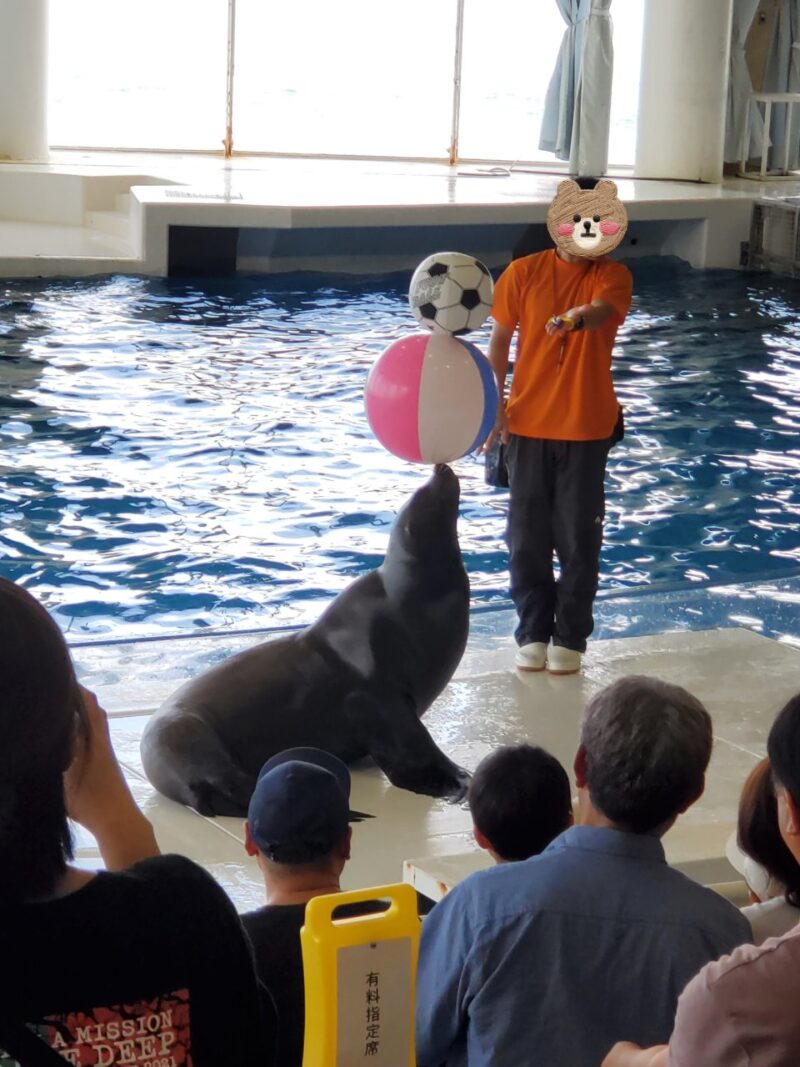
{"left": 515, "top": 642, "right": 548, "bottom": 672}
{"left": 547, "top": 645, "right": 582, "bottom": 675}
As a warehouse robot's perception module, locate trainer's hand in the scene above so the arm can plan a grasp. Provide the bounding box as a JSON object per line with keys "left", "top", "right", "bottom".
{"left": 545, "top": 313, "right": 576, "bottom": 338}
{"left": 481, "top": 405, "right": 509, "bottom": 453}
{"left": 65, "top": 687, "right": 160, "bottom": 868}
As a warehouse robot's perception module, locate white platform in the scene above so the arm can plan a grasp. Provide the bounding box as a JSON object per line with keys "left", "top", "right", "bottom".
{"left": 71, "top": 623, "right": 799, "bottom": 913}
{"left": 1, "top": 152, "right": 800, "bottom": 277}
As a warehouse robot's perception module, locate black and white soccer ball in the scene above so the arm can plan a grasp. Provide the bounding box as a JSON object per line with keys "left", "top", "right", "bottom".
{"left": 409, "top": 251, "right": 494, "bottom": 336}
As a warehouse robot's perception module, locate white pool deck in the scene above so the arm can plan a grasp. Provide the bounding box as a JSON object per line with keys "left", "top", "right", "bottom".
{"left": 1, "top": 151, "right": 799, "bottom": 277}
{"left": 70, "top": 604, "right": 800, "bottom": 913}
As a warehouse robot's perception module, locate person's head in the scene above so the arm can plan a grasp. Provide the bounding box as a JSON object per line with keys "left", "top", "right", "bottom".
{"left": 0, "top": 578, "right": 87, "bottom": 902}
{"left": 468, "top": 744, "right": 573, "bottom": 862}
{"left": 547, "top": 177, "right": 628, "bottom": 259}
{"left": 244, "top": 747, "right": 353, "bottom": 892}
{"left": 767, "top": 694, "right": 800, "bottom": 871}
{"left": 575, "top": 675, "right": 712, "bottom": 835}
{"left": 736, "top": 757, "right": 800, "bottom": 907}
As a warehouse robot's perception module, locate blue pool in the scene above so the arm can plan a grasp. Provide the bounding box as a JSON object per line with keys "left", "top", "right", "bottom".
{"left": 1, "top": 258, "right": 799, "bottom": 641}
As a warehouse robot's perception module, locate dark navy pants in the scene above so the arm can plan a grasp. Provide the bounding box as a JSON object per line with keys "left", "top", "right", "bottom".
{"left": 505, "top": 430, "right": 616, "bottom": 653}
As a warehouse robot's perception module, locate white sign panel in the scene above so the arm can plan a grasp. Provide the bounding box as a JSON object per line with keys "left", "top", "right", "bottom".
{"left": 335, "top": 937, "right": 413, "bottom": 1066}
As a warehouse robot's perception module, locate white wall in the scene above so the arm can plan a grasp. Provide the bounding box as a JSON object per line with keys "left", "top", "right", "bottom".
{"left": 0, "top": 0, "right": 48, "bottom": 160}
{"left": 636, "top": 0, "right": 734, "bottom": 182}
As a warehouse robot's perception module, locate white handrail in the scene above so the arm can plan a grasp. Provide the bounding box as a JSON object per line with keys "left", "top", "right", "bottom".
{"left": 223, "top": 0, "right": 237, "bottom": 158}
{"left": 741, "top": 92, "right": 800, "bottom": 177}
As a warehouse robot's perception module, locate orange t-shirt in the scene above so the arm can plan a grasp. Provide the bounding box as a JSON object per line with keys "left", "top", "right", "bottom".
{"left": 492, "top": 249, "right": 633, "bottom": 441}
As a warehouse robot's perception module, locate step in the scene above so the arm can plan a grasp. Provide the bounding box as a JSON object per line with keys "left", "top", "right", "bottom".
{"left": 86, "top": 208, "right": 133, "bottom": 244}
{"left": 0, "top": 219, "right": 142, "bottom": 277}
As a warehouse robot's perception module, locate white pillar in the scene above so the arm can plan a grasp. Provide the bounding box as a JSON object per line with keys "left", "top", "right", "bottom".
{"left": 0, "top": 0, "right": 48, "bottom": 161}
{"left": 635, "top": 0, "right": 733, "bottom": 182}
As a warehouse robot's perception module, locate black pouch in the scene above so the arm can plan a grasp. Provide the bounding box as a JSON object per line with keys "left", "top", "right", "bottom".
{"left": 610, "top": 405, "right": 625, "bottom": 446}
{"left": 484, "top": 436, "right": 509, "bottom": 488}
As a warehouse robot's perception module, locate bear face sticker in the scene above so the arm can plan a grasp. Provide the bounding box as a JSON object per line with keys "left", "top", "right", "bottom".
{"left": 546, "top": 178, "right": 628, "bottom": 259}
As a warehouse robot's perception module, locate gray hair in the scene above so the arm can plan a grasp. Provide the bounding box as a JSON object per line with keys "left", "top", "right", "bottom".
{"left": 580, "top": 675, "right": 713, "bottom": 833}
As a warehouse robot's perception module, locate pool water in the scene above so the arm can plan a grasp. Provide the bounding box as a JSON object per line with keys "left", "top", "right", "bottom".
{"left": 1, "top": 259, "right": 799, "bottom": 640}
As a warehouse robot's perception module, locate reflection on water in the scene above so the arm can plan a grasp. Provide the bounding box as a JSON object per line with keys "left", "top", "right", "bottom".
{"left": 1, "top": 260, "right": 799, "bottom": 639}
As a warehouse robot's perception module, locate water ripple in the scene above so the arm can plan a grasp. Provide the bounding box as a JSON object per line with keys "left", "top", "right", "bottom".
{"left": 1, "top": 260, "right": 800, "bottom": 637}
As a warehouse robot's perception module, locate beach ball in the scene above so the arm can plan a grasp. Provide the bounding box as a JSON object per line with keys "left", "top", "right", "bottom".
{"left": 365, "top": 332, "right": 499, "bottom": 464}
{"left": 409, "top": 251, "right": 494, "bottom": 336}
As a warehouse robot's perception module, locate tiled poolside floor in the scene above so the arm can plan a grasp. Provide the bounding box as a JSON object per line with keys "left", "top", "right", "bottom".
{"left": 70, "top": 612, "right": 799, "bottom": 912}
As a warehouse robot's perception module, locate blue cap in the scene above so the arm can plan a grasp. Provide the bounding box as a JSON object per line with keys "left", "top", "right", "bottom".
{"left": 247, "top": 747, "right": 351, "bottom": 863}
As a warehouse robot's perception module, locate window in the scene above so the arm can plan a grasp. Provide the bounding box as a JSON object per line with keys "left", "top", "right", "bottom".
{"left": 47, "top": 0, "right": 641, "bottom": 165}
{"left": 457, "top": 0, "right": 566, "bottom": 163}
{"left": 459, "top": 0, "right": 642, "bottom": 166}
{"left": 48, "top": 0, "right": 227, "bottom": 150}
{"left": 608, "top": 0, "right": 643, "bottom": 167}
{"left": 233, "top": 0, "right": 456, "bottom": 157}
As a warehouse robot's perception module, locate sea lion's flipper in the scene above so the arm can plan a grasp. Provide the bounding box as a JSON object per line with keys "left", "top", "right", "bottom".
{"left": 140, "top": 712, "right": 256, "bottom": 817}
{"left": 343, "top": 692, "right": 471, "bottom": 802}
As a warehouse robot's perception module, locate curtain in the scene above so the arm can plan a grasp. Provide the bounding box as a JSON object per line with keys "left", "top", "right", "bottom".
{"left": 539, "top": 0, "right": 614, "bottom": 176}
{"left": 762, "top": 0, "right": 800, "bottom": 171}
{"left": 724, "top": 0, "right": 765, "bottom": 163}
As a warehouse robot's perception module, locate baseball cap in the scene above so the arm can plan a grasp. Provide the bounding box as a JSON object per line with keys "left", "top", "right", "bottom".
{"left": 247, "top": 747, "right": 352, "bottom": 863}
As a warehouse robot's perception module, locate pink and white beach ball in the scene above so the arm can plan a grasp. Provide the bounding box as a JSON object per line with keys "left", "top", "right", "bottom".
{"left": 365, "top": 332, "right": 498, "bottom": 464}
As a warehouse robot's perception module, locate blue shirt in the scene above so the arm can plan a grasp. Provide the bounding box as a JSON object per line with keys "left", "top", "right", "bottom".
{"left": 415, "top": 825, "right": 751, "bottom": 1067}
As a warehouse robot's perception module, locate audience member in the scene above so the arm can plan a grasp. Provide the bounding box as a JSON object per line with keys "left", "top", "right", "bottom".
{"left": 415, "top": 675, "right": 751, "bottom": 1067}
{"left": 604, "top": 694, "right": 800, "bottom": 1067}
{"left": 737, "top": 756, "right": 800, "bottom": 943}
{"left": 0, "top": 578, "right": 272, "bottom": 1066}
{"left": 242, "top": 747, "right": 383, "bottom": 1067}
{"left": 468, "top": 743, "right": 573, "bottom": 862}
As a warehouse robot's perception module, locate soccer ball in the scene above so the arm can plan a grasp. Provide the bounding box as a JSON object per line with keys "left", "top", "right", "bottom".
{"left": 409, "top": 251, "right": 494, "bottom": 336}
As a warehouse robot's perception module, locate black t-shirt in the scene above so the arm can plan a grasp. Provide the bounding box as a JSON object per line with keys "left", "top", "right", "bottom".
{"left": 243, "top": 899, "right": 386, "bottom": 1067}
{"left": 0, "top": 855, "right": 274, "bottom": 1067}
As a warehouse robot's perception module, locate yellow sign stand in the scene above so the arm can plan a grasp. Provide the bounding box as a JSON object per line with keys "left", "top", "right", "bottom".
{"left": 301, "top": 883, "right": 420, "bottom": 1067}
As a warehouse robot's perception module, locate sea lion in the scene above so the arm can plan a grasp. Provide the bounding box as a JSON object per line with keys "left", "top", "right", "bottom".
{"left": 140, "top": 463, "right": 471, "bottom": 816}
